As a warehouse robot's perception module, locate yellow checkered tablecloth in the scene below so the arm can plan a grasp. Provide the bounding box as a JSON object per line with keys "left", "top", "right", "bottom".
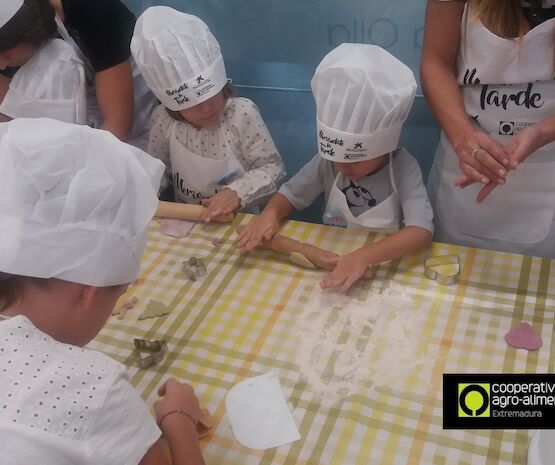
{"left": 88, "top": 214, "right": 555, "bottom": 465}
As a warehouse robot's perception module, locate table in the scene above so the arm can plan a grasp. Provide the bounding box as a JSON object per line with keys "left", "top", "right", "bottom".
{"left": 88, "top": 214, "right": 555, "bottom": 465}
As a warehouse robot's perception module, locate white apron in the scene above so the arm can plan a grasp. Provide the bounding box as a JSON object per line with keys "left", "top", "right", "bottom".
{"left": 169, "top": 124, "right": 245, "bottom": 204}
{"left": 55, "top": 17, "right": 156, "bottom": 150}
{"left": 429, "top": 8, "right": 555, "bottom": 257}
{"left": 324, "top": 153, "right": 402, "bottom": 233}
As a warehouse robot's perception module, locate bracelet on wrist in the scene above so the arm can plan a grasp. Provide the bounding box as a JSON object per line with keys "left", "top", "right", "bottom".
{"left": 157, "top": 409, "right": 197, "bottom": 429}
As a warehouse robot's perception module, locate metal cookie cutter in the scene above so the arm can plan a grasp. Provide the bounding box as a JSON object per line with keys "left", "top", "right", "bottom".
{"left": 134, "top": 338, "right": 167, "bottom": 369}
{"left": 424, "top": 254, "right": 460, "bottom": 285}
{"left": 182, "top": 257, "right": 207, "bottom": 281}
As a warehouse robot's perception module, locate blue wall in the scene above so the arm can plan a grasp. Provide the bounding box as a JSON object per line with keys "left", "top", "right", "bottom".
{"left": 125, "top": 0, "right": 440, "bottom": 222}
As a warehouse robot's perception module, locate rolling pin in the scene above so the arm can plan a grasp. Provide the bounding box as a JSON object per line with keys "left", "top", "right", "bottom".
{"left": 236, "top": 226, "right": 376, "bottom": 278}
{"left": 236, "top": 226, "right": 337, "bottom": 269}
{"left": 156, "top": 201, "right": 234, "bottom": 223}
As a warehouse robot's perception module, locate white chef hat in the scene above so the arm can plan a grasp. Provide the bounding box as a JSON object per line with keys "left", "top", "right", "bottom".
{"left": 0, "top": 39, "right": 87, "bottom": 124}
{"left": 312, "top": 43, "right": 416, "bottom": 162}
{"left": 0, "top": 0, "right": 23, "bottom": 29}
{"left": 0, "top": 118, "right": 164, "bottom": 287}
{"left": 131, "top": 6, "right": 227, "bottom": 111}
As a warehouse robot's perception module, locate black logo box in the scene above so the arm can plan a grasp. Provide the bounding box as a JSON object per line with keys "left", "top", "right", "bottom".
{"left": 444, "top": 374, "right": 555, "bottom": 429}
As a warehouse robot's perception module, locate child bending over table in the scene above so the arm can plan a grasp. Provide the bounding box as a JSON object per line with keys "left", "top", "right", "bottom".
{"left": 237, "top": 44, "right": 434, "bottom": 292}
{"left": 0, "top": 118, "right": 205, "bottom": 465}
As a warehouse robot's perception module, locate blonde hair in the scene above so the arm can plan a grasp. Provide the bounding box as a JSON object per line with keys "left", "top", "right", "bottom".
{"left": 468, "top": 0, "right": 527, "bottom": 39}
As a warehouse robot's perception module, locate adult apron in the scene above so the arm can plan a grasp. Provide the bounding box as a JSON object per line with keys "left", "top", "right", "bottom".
{"left": 324, "top": 153, "right": 402, "bottom": 233}
{"left": 55, "top": 17, "right": 156, "bottom": 150}
{"left": 429, "top": 7, "right": 555, "bottom": 258}
{"left": 169, "top": 124, "right": 245, "bottom": 204}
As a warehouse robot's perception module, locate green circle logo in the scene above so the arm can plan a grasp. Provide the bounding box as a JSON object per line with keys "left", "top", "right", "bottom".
{"left": 458, "top": 383, "right": 490, "bottom": 417}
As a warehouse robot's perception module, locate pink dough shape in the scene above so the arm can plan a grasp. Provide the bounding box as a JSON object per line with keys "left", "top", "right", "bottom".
{"left": 505, "top": 322, "right": 543, "bottom": 351}
{"left": 159, "top": 219, "right": 196, "bottom": 238}
{"left": 212, "top": 238, "right": 223, "bottom": 248}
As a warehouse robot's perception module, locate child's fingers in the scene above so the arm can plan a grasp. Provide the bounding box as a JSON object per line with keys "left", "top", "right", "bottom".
{"left": 341, "top": 273, "right": 359, "bottom": 293}
{"left": 320, "top": 273, "right": 342, "bottom": 290}
{"left": 242, "top": 236, "right": 261, "bottom": 253}
{"left": 235, "top": 227, "right": 253, "bottom": 248}
{"left": 263, "top": 227, "right": 275, "bottom": 241}
{"left": 157, "top": 379, "right": 169, "bottom": 396}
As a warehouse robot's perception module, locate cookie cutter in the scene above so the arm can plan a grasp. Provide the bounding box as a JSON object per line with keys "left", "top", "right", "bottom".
{"left": 424, "top": 254, "right": 460, "bottom": 285}
{"left": 137, "top": 350, "right": 164, "bottom": 369}
{"left": 134, "top": 338, "right": 167, "bottom": 369}
{"left": 182, "top": 257, "right": 207, "bottom": 281}
{"left": 134, "top": 338, "right": 167, "bottom": 351}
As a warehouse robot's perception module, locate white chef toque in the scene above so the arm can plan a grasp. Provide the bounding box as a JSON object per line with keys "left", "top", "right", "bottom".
{"left": 312, "top": 43, "right": 416, "bottom": 162}
{"left": 0, "top": 118, "right": 164, "bottom": 286}
{"left": 131, "top": 6, "right": 227, "bottom": 111}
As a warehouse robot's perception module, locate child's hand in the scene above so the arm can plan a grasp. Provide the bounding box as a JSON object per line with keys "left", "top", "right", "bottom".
{"left": 320, "top": 250, "right": 370, "bottom": 293}
{"left": 154, "top": 378, "right": 202, "bottom": 429}
{"left": 201, "top": 188, "right": 240, "bottom": 222}
{"left": 235, "top": 214, "right": 279, "bottom": 252}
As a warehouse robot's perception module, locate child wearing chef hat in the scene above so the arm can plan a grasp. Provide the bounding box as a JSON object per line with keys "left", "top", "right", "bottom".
{"left": 0, "top": 38, "right": 87, "bottom": 123}
{"left": 131, "top": 6, "right": 285, "bottom": 222}
{"left": 0, "top": 0, "right": 86, "bottom": 124}
{"left": 0, "top": 118, "right": 206, "bottom": 465}
{"left": 237, "top": 43, "right": 434, "bottom": 292}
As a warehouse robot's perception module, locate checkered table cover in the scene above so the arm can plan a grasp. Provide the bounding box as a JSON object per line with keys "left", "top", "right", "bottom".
{"left": 88, "top": 214, "right": 555, "bottom": 465}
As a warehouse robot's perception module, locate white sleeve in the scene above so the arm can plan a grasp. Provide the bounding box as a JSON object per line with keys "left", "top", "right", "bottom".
{"left": 226, "top": 99, "right": 286, "bottom": 207}
{"left": 85, "top": 369, "right": 161, "bottom": 465}
{"left": 147, "top": 105, "right": 174, "bottom": 192}
{"left": 395, "top": 151, "right": 435, "bottom": 234}
{"left": 278, "top": 154, "right": 327, "bottom": 211}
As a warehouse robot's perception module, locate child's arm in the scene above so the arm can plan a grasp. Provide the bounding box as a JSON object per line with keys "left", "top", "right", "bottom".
{"left": 146, "top": 105, "right": 174, "bottom": 193}
{"left": 235, "top": 193, "right": 294, "bottom": 252}
{"left": 235, "top": 155, "right": 329, "bottom": 251}
{"left": 224, "top": 99, "right": 286, "bottom": 205}
{"left": 322, "top": 151, "right": 434, "bottom": 293}
{"left": 321, "top": 226, "right": 432, "bottom": 292}
{"left": 139, "top": 378, "right": 205, "bottom": 465}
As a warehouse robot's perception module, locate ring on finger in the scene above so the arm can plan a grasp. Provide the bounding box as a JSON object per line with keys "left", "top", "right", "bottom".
{"left": 471, "top": 147, "right": 481, "bottom": 160}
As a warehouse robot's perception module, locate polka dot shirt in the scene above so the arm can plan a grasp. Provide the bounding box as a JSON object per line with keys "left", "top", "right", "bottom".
{"left": 0, "top": 315, "right": 160, "bottom": 465}
{"left": 147, "top": 97, "right": 286, "bottom": 207}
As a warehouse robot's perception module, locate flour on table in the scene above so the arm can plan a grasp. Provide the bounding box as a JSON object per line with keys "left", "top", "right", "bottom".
{"left": 294, "top": 281, "right": 433, "bottom": 406}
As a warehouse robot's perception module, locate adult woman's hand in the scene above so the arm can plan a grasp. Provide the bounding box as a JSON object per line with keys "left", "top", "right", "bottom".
{"left": 452, "top": 130, "right": 509, "bottom": 186}
{"left": 456, "top": 125, "right": 547, "bottom": 203}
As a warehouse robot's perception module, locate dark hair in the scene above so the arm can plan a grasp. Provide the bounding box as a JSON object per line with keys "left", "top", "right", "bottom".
{"left": 0, "top": 272, "right": 127, "bottom": 312}
{"left": 0, "top": 272, "right": 40, "bottom": 311}
{"left": 0, "top": 0, "right": 57, "bottom": 53}
{"left": 166, "top": 81, "right": 234, "bottom": 122}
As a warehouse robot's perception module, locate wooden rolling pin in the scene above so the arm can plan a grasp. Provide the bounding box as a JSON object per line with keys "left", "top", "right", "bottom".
{"left": 236, "top": 226, "right": 376, "bottom": 278}
{"left": 156, "top": 201, "right": 234, "bottom": 223}
{"left": 237, "top": 226, "right": 337, "bottom": 269}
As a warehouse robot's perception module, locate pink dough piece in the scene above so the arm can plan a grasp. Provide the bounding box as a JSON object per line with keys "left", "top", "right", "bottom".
{"left": 212, "top": 238, "right": 223, "bottom": 248}
{"left": 505, "top": 322, "right": 543, "bottom": 351}
{"left": 159, "top": 219, "right": 196, "bottom": 238}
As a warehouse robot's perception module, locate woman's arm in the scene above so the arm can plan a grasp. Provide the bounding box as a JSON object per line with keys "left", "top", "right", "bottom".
{"left": 421, "top": 0, "right": 508, "bottom": 184}
{"left": 95, "top": 60, "right": 135, "bottom": 141}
